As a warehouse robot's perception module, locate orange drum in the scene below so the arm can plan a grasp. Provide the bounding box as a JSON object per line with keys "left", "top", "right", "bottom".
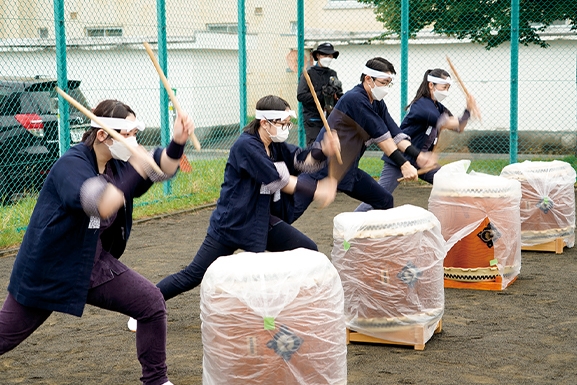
{"left": 429, "top": 160, "right": 522, "bottom": 288}
{"left": 200, "top": 249, "right": 346, "bottom": 385}
{"left": 332, "top": 205, "right": 445, "bottom": 345}
{"left": 501, "top": 160, "right": 576, "bottom": 247}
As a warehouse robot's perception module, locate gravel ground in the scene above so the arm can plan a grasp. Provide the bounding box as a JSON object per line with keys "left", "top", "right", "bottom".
{"left": 1, "top": 184, "right": 576, "bottom": 384}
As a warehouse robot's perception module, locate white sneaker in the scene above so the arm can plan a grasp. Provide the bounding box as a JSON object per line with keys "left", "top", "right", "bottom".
{"left": 162, "top": 382, "right": 174, "bottom": 385}
{"left": 127, "top": 317, "right": 137, "bottom": 332}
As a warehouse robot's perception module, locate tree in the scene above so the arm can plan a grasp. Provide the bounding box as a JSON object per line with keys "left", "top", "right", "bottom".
{"left": 358, "top": 0, "right": 577, "bottom": 49}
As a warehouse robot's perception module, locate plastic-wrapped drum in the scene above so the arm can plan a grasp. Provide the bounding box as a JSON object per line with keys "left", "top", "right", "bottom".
{"left": 201, "top": 249, "right": 346, "bottom": 385}
{"left": 332, "top": 204, "right": 445, "bottom": 345}
{"left": 500, "top": 160, "right": 576, "bottom": 247}
{"left": 429, "top": 160, "right": 522, "bottom": 289}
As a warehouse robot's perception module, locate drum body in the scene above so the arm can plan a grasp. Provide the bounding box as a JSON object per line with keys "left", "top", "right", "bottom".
{"left": 501, "top": 160, "right": 576, "bottom": 247}
{"left": 332, "top": 205, "right": 445, "bottom": 344}
{"left": 201, "top": 249, "right": 346, "bottom": 385}
{"left": 429, "top": 160, "right": 522, "bottom": 288}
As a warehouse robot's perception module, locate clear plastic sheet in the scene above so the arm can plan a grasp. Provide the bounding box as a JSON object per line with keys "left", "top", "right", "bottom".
{"left": 500, "top": 160, "right": 576, "bottom": 247}
{"left": 332, "top": 205, "right": 445, "bottom": 345}
{"left": 428, "top": 160, "right": 522, "bottom": 289}
{"left": 200, "top": 249, "right": 347, "bottom": 385}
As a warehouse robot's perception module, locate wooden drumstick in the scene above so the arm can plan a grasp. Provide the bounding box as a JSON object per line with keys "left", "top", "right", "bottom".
{"left": 396, "top": 165, "right": 439, "bottom": 183}
{"left": 302, "top": 67, "right": 343, "bottom": 165}
{"left": 445, "top": 56, "right": 470, "bottom": 98}
{"left": 445, "top": 56, "right": 482, "bottom": 120}
{"left": 56, "top": 87, "right": 164, "bottom": 175}
{"left": 143, "top": 42, "right": 201, "bottom": 151}
{"left": 397, "top": 131, "right": 444, "bottom": 182}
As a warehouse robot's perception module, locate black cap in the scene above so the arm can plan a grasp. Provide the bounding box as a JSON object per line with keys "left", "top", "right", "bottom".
{"left": 311, "top": 43, "right": 340, "bottom": 61}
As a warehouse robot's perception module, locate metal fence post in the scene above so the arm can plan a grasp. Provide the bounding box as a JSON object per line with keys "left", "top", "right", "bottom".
{"left": 400, "top": 0, "right": 409, "bottom": 121}
{"left": 510, "top": 0, "right": 519, "bottom": 164}
{"left": 53, "top": 0, "right": 69, "bottom": 156}
{"left": 297, "top": 0, "right": 305, "bottom": 147}
{"left": 157, "top": 0, "right": 171, "bottom": 195}
{"left": 238, "top": 0, "right": 247, "bottom": 130}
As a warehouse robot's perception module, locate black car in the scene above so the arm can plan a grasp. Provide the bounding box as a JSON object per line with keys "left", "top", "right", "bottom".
{"left": 0, "top": 76, "right": 91, "bottom": 201}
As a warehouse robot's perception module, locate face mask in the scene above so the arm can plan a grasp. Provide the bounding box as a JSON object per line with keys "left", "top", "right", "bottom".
{"left": 107, "top": 136, "right": 138, "bottom": 162}
{"left": 433, "top": 87, "right": 449, "bottom": 102}
{"left": 266, "top": 123, "right": 290, "bottom": 143}
{"left": 319, "top": 57, "right": 333, "bottom": 68}
{"left": 370, "top": 80, "right": 389, "bottom": 101}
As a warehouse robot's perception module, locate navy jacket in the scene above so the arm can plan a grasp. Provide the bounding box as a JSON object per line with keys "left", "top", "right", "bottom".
{"left": 8, "top": 143, "right": 160, "bottom": 317}
{"left": 383, "top": 97, "right": 451, "bottom": 166}
{"left": 312, "top": 84, "right": 406, "bottom": 191}
{"left": 208, "top": 130, "right": 315, "bottom": 252}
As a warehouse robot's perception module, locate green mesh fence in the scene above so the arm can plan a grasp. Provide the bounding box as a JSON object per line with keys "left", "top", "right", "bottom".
{"left": 359, "top": 0, "right": 576, "bottom": 174}
{"left": 1, "top": 0, "right": 576, "bottom": 246}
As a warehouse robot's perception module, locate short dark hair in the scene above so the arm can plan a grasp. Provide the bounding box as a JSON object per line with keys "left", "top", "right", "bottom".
{"left": 360, "top": 57, "right": 396, "bottom": 82}
{"left": 405, "top": 68, "right": 451, "bottom": 110}
{"left": 244, "top": 95, "right": 291, "bottom": 134}
{"left": 82, "top": 99, "right": 136, "bottom": 147}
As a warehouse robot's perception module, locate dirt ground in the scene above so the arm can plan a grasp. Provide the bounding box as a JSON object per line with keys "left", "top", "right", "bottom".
{"left": 1, "top": 183, "right": 576, "bottom": 384}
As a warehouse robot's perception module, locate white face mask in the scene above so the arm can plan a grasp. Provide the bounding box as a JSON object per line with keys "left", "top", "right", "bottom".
{"left": 319, "top": 57, "right": 333, "bottom": 68}
{"left": 433, "top": 87, "right": 449, "bottom": 102}
{"left": 107, "top": 136, "right": 138, "bottom": 162}
{"left": 266, "top": 122, "right": 290, "bottom": 143}
{"left": 370, "top": 80, "right": 389, "bottom": 101}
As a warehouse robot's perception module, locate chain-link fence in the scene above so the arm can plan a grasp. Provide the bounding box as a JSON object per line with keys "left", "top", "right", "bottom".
{"left": 315, "top": 0, "right": 576, "bottom": 175}
{"left": 1, "top": 0, "right": 576, "bottom": 245}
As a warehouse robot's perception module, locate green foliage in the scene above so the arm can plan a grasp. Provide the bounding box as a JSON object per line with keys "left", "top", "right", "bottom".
{"left": 358, "top": 0, "right": 577, "bottom": 49}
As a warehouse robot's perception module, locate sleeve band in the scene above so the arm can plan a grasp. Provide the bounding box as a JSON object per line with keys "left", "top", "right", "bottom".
{"left": 404, "top": 145, "right": 421, "bottom": 159}
{"left": 389, "top": 149, "right": 408, "bottom": 168}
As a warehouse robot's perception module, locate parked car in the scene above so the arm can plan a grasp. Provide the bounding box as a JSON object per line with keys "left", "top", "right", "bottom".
{"left": 0, "top": 76, "right": 91, "bottom": 202}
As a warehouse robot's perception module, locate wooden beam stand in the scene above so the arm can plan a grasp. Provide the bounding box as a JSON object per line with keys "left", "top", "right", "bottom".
{"left": 521, "top": 238, "right": 566, "bottom": 254}
{"left": 346, "top": 319, "right": 442, "bottom": 351}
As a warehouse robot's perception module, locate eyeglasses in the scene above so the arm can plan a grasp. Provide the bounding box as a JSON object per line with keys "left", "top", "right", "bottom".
{"left": 374, "top": 78, "right": 394, "bottom": 88}
{"left": 266, "top": 119, "right": 293, "bottom": 131}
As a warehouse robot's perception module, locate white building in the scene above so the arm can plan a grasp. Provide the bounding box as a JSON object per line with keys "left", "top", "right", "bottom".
{"left": 1, "top": 0, "right": 575, "bottom": 140}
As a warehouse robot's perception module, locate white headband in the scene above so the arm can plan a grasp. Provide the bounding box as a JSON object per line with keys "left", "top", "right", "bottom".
{"left": 427, "top": 75, "right": 453, "bottom": 85}
{"left": 363, "top": 66, "right": 395, "bottom": 81}
{"left": 255, "top": 109, "right": 297, "bottom": 121}
{"left": 91, "top": 117, "right": 145, "bottom": 132}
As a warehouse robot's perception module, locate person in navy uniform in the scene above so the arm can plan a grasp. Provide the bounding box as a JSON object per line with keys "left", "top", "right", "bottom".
{"left": 289, "top": 57, "right": 436, "bottom": 221}
{"left": 153, "top": 95, "right": 339, "bottom": 303}
{"left": 297, "top": 42, "right": 343, "bottom": 145}
{"left": 355, "top": 68, "right": 477, "bottom": 212}
{"left": 0, "top": 99, "right": 194, "bottom": 385}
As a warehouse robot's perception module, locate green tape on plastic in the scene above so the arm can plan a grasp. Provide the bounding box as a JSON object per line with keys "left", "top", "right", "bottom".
{"left": 489, "top": 259, "right": 498, "bottom": 266}
{"left": 264, "top": 317, "right": 275, "bottom": 330}
{"left": 343, "top": 240, "right": 350, "bottom": 251}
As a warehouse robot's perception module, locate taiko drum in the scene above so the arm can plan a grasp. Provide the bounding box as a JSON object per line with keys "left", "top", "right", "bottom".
{"left": 501, "top": 161, "right": 576, "bottom": 247}
{"left": 429, "top": 178, "right": 521, "bottom": 283}
{"left": 332, "top": 205, "right": 444, "bottom": 339}
{"left": 201, "top": 250, "right": 346, "bottom": 385}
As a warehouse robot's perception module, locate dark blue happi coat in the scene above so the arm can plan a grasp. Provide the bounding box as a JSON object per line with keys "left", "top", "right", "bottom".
{"left": 208, "top": 130, "right": 313, "bottom": 252}
{"left": 311, "top": 83, "right": 403, "bottom": 191}
{"left": 8, "top": 144, "right": 161, "bottom": 317}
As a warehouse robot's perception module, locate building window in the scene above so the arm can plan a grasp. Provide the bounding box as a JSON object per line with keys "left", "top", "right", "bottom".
{"left": 551, "top": 19, "right": 568, "bottom": 26}
{"left": 324, "top": 0, "right": 366, "bottom": 9}
{"left": 86, "top": 27, "right": 123, "bottom": 37}
{"left": 38, "top": 28, "right": 49, "bottom": 38}
{"left": 289, "top": 22, "right": 297, "bottom": 35}
{"left": 206, "top": 23, "right": 238, "bottom": 34}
